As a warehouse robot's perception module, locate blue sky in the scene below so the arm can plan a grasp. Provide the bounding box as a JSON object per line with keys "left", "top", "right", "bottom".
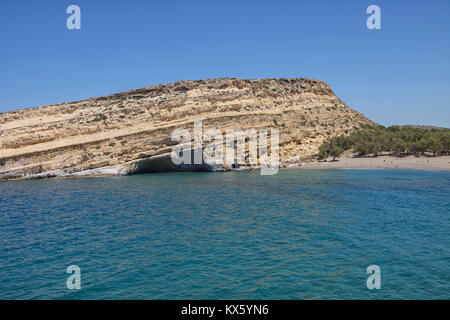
{"left": 1, "top": 0, "right": 449, "bottom": 127}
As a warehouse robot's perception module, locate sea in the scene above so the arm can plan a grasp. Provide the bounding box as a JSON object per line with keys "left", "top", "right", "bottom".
{"left": 0, "top": 169, "right": 449, "bottom": 299}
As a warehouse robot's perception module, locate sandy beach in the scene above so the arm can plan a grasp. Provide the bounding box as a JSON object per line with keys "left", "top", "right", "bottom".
{"left": 292, "top": 154, "right": 450, "bottom": 171}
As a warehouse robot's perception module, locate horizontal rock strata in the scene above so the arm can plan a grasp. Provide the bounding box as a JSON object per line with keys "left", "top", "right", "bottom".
{"left": 0, "top": 78, "right": 374, "bottom": 180}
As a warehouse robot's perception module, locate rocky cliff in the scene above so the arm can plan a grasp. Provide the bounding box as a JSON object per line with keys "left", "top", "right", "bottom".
{"left": 0, "top": 78, "right": 375, "bottom": 179}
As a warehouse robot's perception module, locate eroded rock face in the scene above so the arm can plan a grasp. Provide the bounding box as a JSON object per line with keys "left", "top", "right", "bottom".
{"left": 0, "top": 78, "right": 375, "bottom": 179}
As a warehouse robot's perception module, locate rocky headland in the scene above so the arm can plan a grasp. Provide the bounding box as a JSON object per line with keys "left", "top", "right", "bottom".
{"left": 0, "top": 78, "right": 375, "bottom": 180}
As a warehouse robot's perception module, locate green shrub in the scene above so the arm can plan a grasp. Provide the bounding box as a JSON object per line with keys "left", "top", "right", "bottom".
{"left": 88, "top": 113, "right": 107, "bottom": 123}
{"left": 317, "top": 125, "right": 450, "bottom": 159}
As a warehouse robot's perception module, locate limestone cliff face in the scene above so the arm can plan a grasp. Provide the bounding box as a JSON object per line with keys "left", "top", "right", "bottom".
{"left": 0, "top": 78, "right": 375, "bottom": 179}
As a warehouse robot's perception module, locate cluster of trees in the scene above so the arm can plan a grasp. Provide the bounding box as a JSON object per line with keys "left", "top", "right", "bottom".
{"left": 318, "top": 125, "right": 450, "bottom": 160}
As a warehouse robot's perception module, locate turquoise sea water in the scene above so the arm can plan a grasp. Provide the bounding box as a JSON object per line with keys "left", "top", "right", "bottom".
{"left": 0, "top": 169, "right": 449, "bottom": 299}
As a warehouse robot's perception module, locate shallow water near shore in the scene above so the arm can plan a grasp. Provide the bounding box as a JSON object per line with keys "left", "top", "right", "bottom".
{"left": 0, "top": 169, "right": 449, "bottom": 299}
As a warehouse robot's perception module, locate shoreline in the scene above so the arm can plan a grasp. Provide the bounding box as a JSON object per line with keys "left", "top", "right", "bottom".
{"left": 1, "top": 155, "right": 449, "bottom": 181}
{"left": 290, "top": 154, "right": 450, "bottom": 171}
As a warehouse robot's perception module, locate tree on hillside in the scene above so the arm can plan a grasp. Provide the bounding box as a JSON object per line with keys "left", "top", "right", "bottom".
{"left": 329, "top": 143, "right": 344, "bottom": 161}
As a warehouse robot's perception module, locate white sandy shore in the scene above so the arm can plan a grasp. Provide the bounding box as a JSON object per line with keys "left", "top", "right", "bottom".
{"left": 290, "top": 155, "right": 450, "bottom": 171}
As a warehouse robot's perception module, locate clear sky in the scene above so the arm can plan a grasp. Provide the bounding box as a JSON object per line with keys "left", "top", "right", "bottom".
{"left": 1, "top": 0, "right": 449, "bottom": 127}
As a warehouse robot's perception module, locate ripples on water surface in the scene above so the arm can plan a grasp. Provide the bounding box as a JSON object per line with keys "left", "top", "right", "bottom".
{"left": 0, "top": 169, "right": 449, "bottom": 299}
